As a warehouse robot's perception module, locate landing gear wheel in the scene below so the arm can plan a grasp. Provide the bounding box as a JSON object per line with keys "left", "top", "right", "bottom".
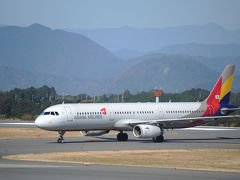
{"left": 57, "top": 131, "right": 65, "bottom": 144}
{"left": 152, "top": 135, "right": 164, "bottom": 143}
{"left": 117, "top": 132, "right": 128, "bottom": 141}
{"left": 122, "top": 133, "right": 128, "bottom": 141}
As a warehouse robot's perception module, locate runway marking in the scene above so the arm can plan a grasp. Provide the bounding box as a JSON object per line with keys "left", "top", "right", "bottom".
{"left": 0, "top": 123, "right": 35, "bottom": 125}
{"left": 0, "top": 163, "right": 65, "bottom": 168}
{"left": 180, "top": 127, "right": 240, "bottom": 131}
{"left": 165, "top": 140, "right": 240, "bottom": 146}
{"left": 3, "top": 149, "right": 240, "bottom": 173}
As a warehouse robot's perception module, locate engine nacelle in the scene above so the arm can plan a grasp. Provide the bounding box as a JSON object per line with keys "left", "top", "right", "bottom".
{"left": 133, "top": 124, "right": 161, "bottom": 138}
{"left": 80, "top": 130, "right": 110, "bottom": 136}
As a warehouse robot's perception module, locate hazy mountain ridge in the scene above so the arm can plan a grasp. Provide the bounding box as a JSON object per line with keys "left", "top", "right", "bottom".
{"left": 0, "top": 23, "right": 126, "bottom": 80}
{"left": 107, "top": 56, "right": 220, "bottom": 94}
{"left": 0, "top": 23, "right": 137, "bottom": 95}
{"left": 0, "top": 65, "right": 110, "bottom": 95}
{"left": 65, "top": 23, "right": 240, "bottom": 52}
{"left": 1, "top": 24, "right": 240, "bottom": 95}
{"left": 156, "top": 43, "right": 240, "bottom": 58}
{"left": 112, "top": 48, "right": 144, "bottom": 59}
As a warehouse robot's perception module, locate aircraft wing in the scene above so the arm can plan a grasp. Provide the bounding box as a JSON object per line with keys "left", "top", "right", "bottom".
{"left": 126, "top": 115, "right": 240, "bottom": 127}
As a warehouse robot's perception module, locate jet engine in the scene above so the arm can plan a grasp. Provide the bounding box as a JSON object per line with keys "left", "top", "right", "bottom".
{"left": 80, "top": 130, "right": 110, "bottom": 136}
{"left": 133, "top": 124, "right": 161, "bottom": 138}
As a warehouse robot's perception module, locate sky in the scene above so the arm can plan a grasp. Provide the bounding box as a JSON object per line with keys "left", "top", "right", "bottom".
{"left": 0, "top": 0, "right": 240, "bottom": 29}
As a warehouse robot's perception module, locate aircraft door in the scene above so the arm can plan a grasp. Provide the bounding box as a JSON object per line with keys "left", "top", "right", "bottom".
{"left": 158, "top": 107, "right": 164, "bottom": 119}
{"left": 107, "top": 105, "right": 114, "bottom": 121}
{"left": 64, "top": 106, "right": 73, "bottom": 120}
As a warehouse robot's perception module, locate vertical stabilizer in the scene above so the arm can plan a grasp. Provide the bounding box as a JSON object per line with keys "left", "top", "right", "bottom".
{"left": 205, "top": 65, "right": 235, "bottom": 105}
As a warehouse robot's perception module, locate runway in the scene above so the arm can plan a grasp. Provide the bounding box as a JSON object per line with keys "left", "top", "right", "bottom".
{"left": 0, "top": 126, "right": 240, "bottom": 179}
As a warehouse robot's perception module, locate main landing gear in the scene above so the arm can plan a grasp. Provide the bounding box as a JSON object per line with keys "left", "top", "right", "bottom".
{"left": 117, "top": 131, "right": 128, "bottom": 141}
{"left": 152, "top": 135, "right": 164, "bottom": 143}
{"left": 152, "top": 125, "right": 164, "bottom": 143}
{"left": 57, "top": 131, "right": 65, "bottom": 143}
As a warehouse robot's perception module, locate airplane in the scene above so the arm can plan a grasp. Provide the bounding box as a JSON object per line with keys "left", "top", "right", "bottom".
{"left": 34, "top": 64, "right": 240, "bottom": 143}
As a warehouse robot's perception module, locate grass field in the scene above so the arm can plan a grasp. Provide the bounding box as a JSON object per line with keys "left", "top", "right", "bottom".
{"left": 3, "top": 149, "right": 240, "bottom": 172}
{"left": 0, "top": 127, "right": 117, "bottom": 139}
{"left": 0, "top": 127, "right": 83, "bottom": 139}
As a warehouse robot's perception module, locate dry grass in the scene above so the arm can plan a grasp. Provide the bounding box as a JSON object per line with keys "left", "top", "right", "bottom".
{"left": 0, "top": 127, "right": 82, "bottom": 139}
{"left": 3, "top": 149, "right": 240, "bottom": 172}
{"left": 0, "top": 127, "right": 116, "bottom": 139}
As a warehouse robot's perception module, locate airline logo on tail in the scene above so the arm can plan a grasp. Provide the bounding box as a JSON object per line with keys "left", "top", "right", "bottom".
{"left": 203, "top": 65, "right": 235, "bottom": 116}
{"left": 206, "top": 64, "right": 235, "bottom": 105}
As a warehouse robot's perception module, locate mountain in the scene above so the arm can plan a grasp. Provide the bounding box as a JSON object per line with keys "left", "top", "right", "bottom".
{"left": 0, "top": 23, "right": 127, "bottom": 80}
{"left": 107, "top": 55, "right": 219, "bottom": 94}
{"left": 65, "top": 23, "right": 240, "bottom": 52}
{"left": 156, "top": 43, "right": 240, "bottom": 58}
{"left": 153, "top": 46, "right": 240, "bottom": 92}
{"left": 112, "top": 48, "right": 144, "bottom": 59}
{"left": 0, "top": 65, "right": 110, "bottom": 95}
{"left": 192, "top": 56, "right": 240, "bottom": 92}
{"left": 1, "top": 24, "right": 240, "bottom": 95}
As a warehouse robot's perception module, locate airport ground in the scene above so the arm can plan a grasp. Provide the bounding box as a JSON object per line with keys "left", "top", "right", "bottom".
{"left": 0, "top": 121, "right": 240, "bottom": 180}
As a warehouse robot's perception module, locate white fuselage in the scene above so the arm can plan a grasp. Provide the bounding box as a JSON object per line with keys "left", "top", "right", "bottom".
{"left": 35, "top": 102, "right": 211, "bottom": 131}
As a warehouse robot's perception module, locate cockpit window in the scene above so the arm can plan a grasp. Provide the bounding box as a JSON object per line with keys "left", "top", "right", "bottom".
{"left": 43, "top": 111, "right": 59, "bottom": 116}
{"left": 44, "top": 112, "right": 50, "bottom": 115}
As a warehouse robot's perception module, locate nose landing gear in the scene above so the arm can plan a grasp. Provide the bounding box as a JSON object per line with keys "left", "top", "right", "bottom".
{"left": 57, "top": 131, "right": 65, "bottom": 143}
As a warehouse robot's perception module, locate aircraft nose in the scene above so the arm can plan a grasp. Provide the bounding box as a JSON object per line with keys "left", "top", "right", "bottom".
{"left": 35, "top": 116, "right": 42, "bottom": 128}
{"left": 35, "top": 116, "right": 48, "bottom": 129}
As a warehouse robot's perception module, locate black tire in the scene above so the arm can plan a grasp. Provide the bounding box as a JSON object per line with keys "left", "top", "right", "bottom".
{"left": 117, "top": 133, "right": 122, "bottom": 141}
{"left": 152, "top": 135, "right": 164, "bottom": 143}
{"left": 117, "top": 133, "right": 128, "bottom": 141}
{"left": 122, "top": 133, "right": 128, "bottom": 141}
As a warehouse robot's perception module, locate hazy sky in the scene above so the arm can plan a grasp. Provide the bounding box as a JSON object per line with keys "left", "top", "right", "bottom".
{"left": 0, "top": 0, "right": 240, "bottom": 29}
